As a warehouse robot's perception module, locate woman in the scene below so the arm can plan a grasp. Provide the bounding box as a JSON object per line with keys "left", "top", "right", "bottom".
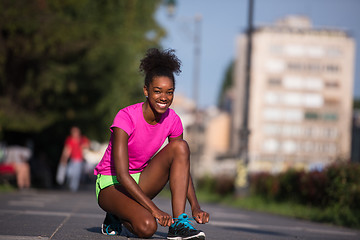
{"left": 59, "top": 126, "right": 89, "bottom": 192}
{"left": 94, "top": 48, "right": 209, "bottom": 239}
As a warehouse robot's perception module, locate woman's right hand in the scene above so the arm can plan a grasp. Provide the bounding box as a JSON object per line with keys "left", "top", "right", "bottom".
{"left": 153, "top": 209, "right": 174, "bottom": 227}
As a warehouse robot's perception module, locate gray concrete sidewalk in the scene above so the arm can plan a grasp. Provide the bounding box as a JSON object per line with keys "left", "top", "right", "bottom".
{"left": 0, "top": 188, "right": 359, "bottom": 240}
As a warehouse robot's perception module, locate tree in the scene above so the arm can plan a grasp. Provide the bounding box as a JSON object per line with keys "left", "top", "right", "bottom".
{"left": 354, "top": 99, "right": 360, "bottom": 109}
{"left": 217, "top": 61, "right": 234, "bottom": 112}
{"left": 0, "top": 0, "right": 165, "bottom": 140}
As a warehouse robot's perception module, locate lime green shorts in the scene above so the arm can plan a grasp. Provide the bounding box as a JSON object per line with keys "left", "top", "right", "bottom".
{"left": 95, "top": 173, "right": 141, "bottom": 200}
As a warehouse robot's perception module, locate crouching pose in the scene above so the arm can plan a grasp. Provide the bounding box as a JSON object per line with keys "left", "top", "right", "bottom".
{"left": 94, "top": 48, "right": 209, "bottom": 239}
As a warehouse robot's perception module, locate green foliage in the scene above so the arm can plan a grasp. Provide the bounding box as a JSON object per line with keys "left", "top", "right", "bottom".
{"left": 249, "top": 161, "right": 360, "bottom": 228}
{"left": 197, "top": 174, "right": 235, "bottom": 196}
{"left": 248, "top": 172, "right": 279, "bottom": 199}
{"left": 0, "top": 182, "right": 16, "bottom": 192}
{"left": 325, "top": 162, "right": 360, "bottom": 210}
{"left": 217, "top": 61, "right": 234, "bottom": 110}
{"left": 276, "top": 169, "right": 301, "bottom": 201}
{"left": 298, "top": 170, "right": 328, "bottom": 205}
{"left": 194, "top": 163, "right": 360, "bottom": 228}
{"left": 197, "top": 175, "right": 216, "bottom": 193}
{"left": 354, "top": 98, "right": 360, "bottom": 109}
{"left": 0, "top": 0, "right": 165, "bottom": 140}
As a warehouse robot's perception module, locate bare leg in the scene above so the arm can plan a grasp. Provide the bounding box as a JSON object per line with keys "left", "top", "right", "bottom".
{"left": 97, "top": 139, "right": 191, "bottom": 237}
{"left": 98, "top": 185, "right": 157, "bottom": 238}
{"left": 14, "top": 162, "right": 31, "bottom": 189}
{"left": 139, "top": 139, "right": 190, "bottom": 218}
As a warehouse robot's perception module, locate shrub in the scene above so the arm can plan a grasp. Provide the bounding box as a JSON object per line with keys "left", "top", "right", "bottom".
{"left": 276, "top": 169, "right": 302, "bottom": 202}
{"left": 249, "top": 161, "right": 360, "bottom": 210}
{"left": 197, "top": 175, "right": 216, "bottom": 193}
{"left": 249, "top": 172, "right": 279, "bottom": 200}
{"left": 298, "top": 170, "right": 328, "bottom": 206}
{"left": 214, "top": 175, "right": 235, "bottom": 195}
{"left": 197, "top": 175, "right": 235, "bottom": 196}
{"left": 248, "top": 163, "right": 360, "bottom": 228}
{"left": 325, "top": 161, "right": 360, "bottom": 210}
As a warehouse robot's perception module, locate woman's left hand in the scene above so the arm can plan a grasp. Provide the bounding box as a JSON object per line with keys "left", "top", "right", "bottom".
{"left": 192, "top": 207, "right": 210, "bottom": 224}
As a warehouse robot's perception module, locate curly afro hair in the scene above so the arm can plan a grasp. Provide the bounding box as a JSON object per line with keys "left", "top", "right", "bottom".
{"left": 139, "top": 48, "right": 182, "bottom": 88}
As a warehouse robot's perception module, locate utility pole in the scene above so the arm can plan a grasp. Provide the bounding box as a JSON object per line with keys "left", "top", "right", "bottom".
{"left": 236, "top": 0, "right": 254, "bottom": 195}
{"left": 241, "top": 0, "right": 254, "bottom": 164}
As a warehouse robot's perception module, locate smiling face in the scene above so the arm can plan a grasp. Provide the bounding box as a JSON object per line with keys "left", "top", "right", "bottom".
{"left": 143, "top": 76, "right": 174, "bottom": 117}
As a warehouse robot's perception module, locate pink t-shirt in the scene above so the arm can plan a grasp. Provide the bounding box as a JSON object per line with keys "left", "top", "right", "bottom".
{"left": 94, "top": 102, "right": 183, "bottom": 175}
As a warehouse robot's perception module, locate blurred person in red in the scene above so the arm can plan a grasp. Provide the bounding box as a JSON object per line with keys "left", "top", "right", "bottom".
{"left": 58, "top": 126, "right": 90, "bottom": 192}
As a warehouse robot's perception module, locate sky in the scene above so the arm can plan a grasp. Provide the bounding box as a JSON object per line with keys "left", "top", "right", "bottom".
{"left": 155, "top": 0, "right": 360, "bottom": 109}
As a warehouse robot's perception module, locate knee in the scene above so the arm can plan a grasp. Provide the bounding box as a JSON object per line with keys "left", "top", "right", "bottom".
{"left": 170, "top": 139, "right": 190, "bottom": 157}
{"left": 133, "top": 217, "right": 157, "bottom": 238}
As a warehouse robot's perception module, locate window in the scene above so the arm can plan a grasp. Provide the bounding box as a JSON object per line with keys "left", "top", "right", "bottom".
{"left": 266, "top": 60, "right": 285, "bottom": 73}
{"left": 312, "top": 127, "right": 321, "bottom": 138}
{"left": 326, "top": 65, "right": 340, "bottom": 73}
{"left": 327, "top": 48, "right": 342, "bottom": 57}
{"left": 282, "top": 140, "right": 297, "bottom": 153}
{"left": 306, "top": 46, "right": 324, "bottom": 58}
{"left": 264, "top": 108, "right": 303, "bottom": 122}
{"left": 323, "top": 143, "right": 337, "bottom": 154}
{"left": 304, "top": 94, "right": 323, "bottom": 108}
{"left": 282, "top": 125, "right": 301, "bottom": 136}
{"left": 323, "top": 127, "right": 338, "bottom": 138}
{"left": 283, "top": 93, "right": 302, "bottom": 106}
{"left": 283, "top": 76, "right": 303, "bottom": 89}
{"left": 305, "top": 112, "right": 319, "bottom": 120}
{"left": 304, "top": 78, "right": 323, "bottom": 91}
{"left": 300, "top": 63, "right": 322, "bottom": 72}
{"left": 324, "top": 98, "right": 339, "bottom": 107}
{"left": 307, "top": 64, "right": 322, "bottom": 72}
{"left": 323, "top": 113, "right": 338, "bottom": 121}
{"left": 264, "top": 108, "right": 283, "bottom": 121}
{"left": 304, "top": 127, "right": 313, "bottom": 137}
{"left": 284, "top": 109, "right": 303, "bottom": 122}
{"left": 282, "top": 76, "right": 323, "bottom": 91}
{"left": 263, "top": 139, "right": 279, "bottom": 152}
{"left": 270, "top": 45, "right": 283, "bottom": 54}
{"left": 264, "top": 124, "right": 282, "bottom": 136}
{"left": 264, "top": 92, "right": 281, "bottom": 105}
{"left": 303, "top": 141, "right": 314, "bottom": 152}
{"left": 325, "top": 81, "right": 339, "bottom": 88}
{"left": 285, "top": 45, "right": 304, "bottom": 57}
{"left": 268, "top": 78, "right": 282, "bottom": 86}
{"left": 288, "top": 62, "right": 302, "bottom": 70}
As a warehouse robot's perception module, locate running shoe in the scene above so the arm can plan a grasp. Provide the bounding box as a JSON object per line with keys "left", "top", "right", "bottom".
{"left": 101, "top": 213, "right": 122, "bottom": 235}
{"left": 167, "top": 213, "right": 206, "bottom": 240}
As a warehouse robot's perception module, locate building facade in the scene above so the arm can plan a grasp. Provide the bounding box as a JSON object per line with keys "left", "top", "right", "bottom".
{"left": 232, "top": 16, "right": 356, "bottom": 173}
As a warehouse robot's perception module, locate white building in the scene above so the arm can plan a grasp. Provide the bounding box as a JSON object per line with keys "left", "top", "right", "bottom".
{"left": 232, "top": 16, "right": 356, "bottom": 173}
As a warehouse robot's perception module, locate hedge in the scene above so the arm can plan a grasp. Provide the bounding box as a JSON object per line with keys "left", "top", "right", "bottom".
{"left": 249, "top": 161, "right": 360, "bottom": 227}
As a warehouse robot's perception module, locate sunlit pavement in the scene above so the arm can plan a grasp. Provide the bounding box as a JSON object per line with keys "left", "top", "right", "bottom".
{"left": 0, "top": 187, "right": 359, "bottom": 240}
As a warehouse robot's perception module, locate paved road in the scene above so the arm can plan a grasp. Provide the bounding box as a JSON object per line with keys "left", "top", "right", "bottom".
{"left": 0, "top": 188, "right": 359, "bottom": 240}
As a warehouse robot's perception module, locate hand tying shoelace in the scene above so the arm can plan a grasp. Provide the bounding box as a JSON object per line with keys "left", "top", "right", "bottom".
{"left": 167, "top": 213, "right": 206, "bottom": 240}
{"left": 172, "top": 214, "right": 197, "bottom": 229}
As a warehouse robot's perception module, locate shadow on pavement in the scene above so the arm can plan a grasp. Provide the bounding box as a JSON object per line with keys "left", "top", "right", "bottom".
{"left": 222, "top": 226, "right": 289, "bottom": 237}
{"left": 86, "top": 227, "right": 101, "bottom": 234}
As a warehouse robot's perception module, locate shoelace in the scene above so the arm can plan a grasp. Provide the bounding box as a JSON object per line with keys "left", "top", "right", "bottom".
{"left": 173, "top": 214, "right": 196, "bottom": 230}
